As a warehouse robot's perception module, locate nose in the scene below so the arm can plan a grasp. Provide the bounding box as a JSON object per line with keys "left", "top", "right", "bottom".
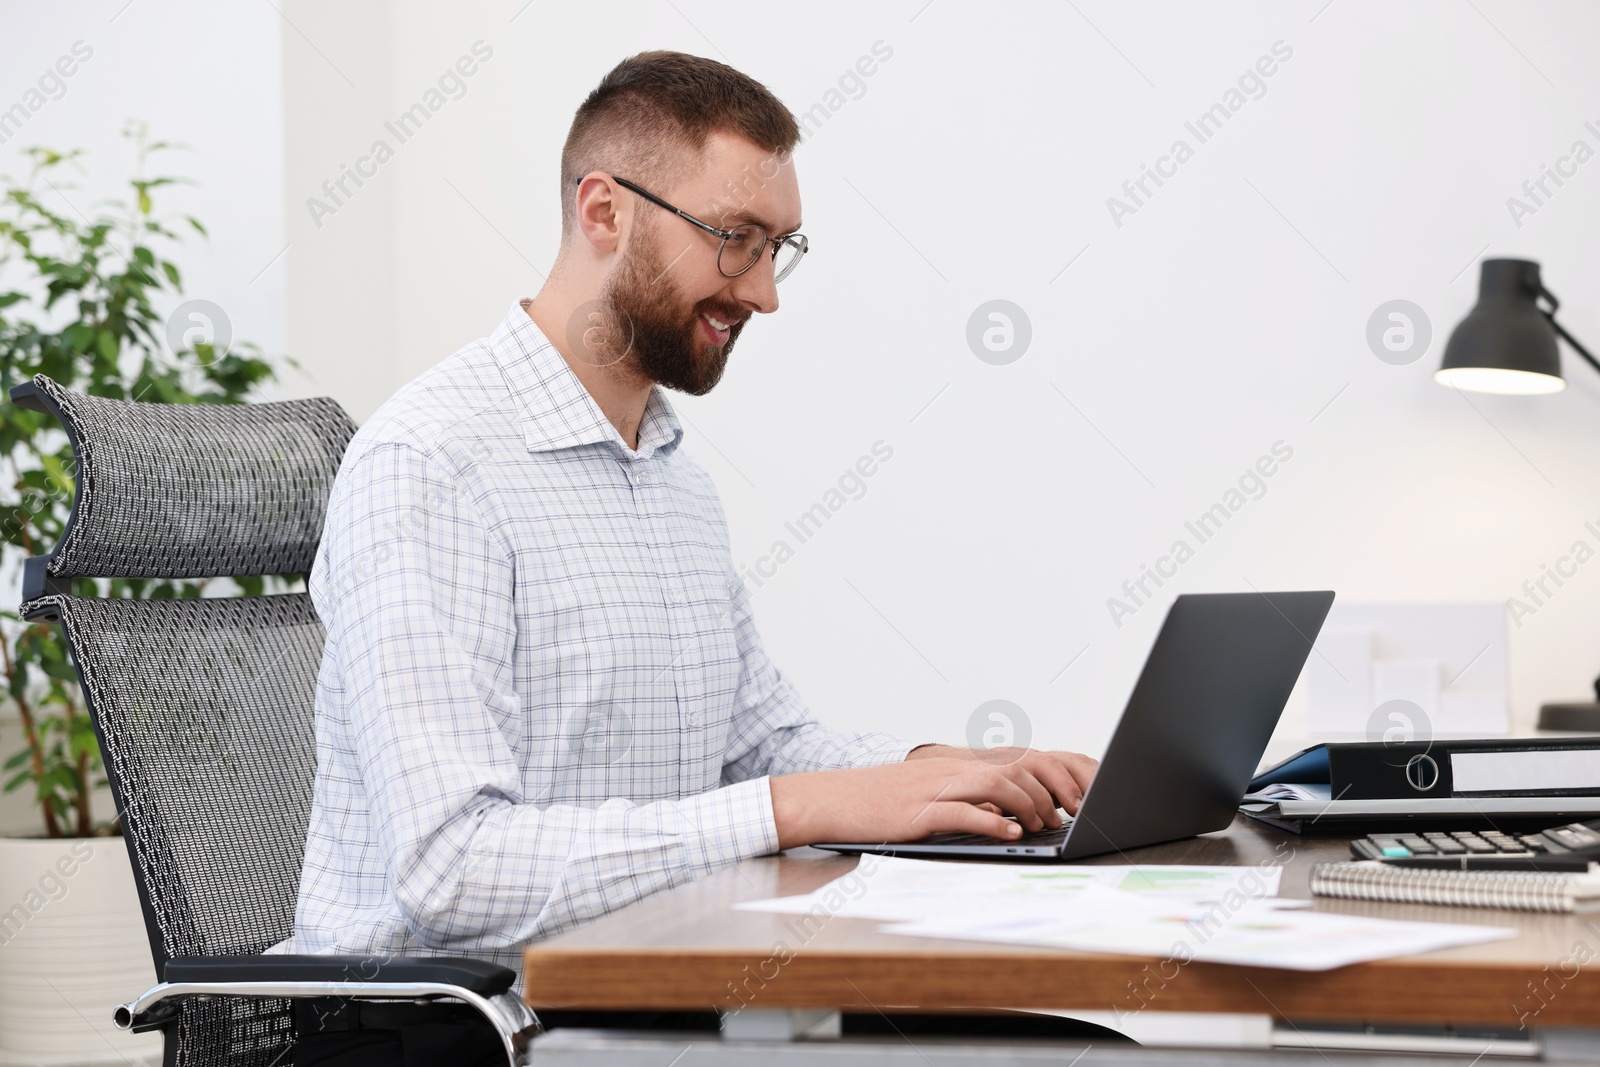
{"left": 727, "top": 251, "right": 779, "bottom": 315}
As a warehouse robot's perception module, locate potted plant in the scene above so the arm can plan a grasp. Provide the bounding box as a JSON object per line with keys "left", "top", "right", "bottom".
{"left": 0, "top": 122, "right": 281, "bottom": 1065}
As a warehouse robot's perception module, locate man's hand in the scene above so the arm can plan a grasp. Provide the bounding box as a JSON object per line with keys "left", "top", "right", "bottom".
{"left": 906, "top": 743, "right": 1099, "bottom": 816}
{"left": 767, "top": 747, "right": 1099, "bottom": 851}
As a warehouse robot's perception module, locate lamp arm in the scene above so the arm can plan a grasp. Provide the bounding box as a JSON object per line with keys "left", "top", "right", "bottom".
{"left": 1539, "top": 310, "right": 1600, "bottom": 378}
{"left": 1536, "top": 282, "right": 1600, "bottom": 710}
{"left": 1533, "top": 282, "right": 1600, "bottom": 378}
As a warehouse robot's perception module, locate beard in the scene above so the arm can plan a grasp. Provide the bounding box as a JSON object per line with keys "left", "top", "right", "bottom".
{"left": 590, "top": 231, "right": 749, "bottom": 396}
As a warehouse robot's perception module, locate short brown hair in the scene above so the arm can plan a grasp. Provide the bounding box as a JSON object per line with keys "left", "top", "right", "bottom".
{"left": 560, "top": 51, "right": 800, "bottom": 236}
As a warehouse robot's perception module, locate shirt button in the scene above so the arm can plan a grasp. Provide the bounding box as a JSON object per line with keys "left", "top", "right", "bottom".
{"left": 685, "top": 711, "right": 700, "bottom": 727}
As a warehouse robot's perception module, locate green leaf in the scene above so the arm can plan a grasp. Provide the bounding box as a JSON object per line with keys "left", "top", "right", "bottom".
{"left": 39, "top": 453, "right": 75, "bottom": 495}
{"left": 0, "top": 125, "right": 286, "bottom": 836}
{"left": 68, "top": 728, "right": 97, "bottom": 762}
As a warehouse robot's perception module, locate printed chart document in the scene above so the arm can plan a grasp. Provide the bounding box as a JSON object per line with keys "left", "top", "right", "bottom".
{"left": 735, "top": 858, "right": 1512, "bottom": 971}
{"left": 883, "top": 890, "right": 1512, "bottom": 971}
{"left": 734, "top": 857, "right": 1287, "bottom": 923}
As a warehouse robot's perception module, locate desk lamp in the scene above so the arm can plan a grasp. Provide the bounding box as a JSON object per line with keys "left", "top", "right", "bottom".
{"left": 1436, "top": 257, "right": 1600, "bottom": 731}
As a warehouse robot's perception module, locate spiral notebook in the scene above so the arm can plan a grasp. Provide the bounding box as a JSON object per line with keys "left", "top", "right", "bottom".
{"left": 1311, "top": 861, "right": 1600, "bottom": 913}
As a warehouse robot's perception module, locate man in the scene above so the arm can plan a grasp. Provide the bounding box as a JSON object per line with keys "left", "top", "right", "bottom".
{"left": 293, "top": 51, "right": 1098, "bottom": 1062}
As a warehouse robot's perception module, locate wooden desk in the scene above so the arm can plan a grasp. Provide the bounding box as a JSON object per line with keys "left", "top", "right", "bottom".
{"left": 524, "top": 816, "right": 1600, "bottom": 1028}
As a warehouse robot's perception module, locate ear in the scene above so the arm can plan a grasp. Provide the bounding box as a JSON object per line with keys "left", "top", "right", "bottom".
{"left": 573, "top": 174, "right": 624, "bottom": 256}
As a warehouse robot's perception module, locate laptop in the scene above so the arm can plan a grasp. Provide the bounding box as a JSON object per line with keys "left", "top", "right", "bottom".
{"left": 816, "top": 590, "right": 1335, "bottom": 862}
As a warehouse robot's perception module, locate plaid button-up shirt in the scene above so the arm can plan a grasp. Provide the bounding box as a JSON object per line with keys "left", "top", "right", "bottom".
{"left": 288, "top": 301, "right": 913, "bottom": 967}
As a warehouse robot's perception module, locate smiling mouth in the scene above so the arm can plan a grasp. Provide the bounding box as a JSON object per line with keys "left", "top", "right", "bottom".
{"left": 699, "top": 311, "right": 742, "bottom": 346}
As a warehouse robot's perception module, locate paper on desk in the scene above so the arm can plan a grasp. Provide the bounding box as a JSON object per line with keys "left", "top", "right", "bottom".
{"left": 882, "top": 889, "right": 1514, "bottom": 971}
{"left": 1242, "top": 782, "right": 1332, "bottom": 803}
{"left": 733, "top": 857, "right": 1286, "bottom": 924}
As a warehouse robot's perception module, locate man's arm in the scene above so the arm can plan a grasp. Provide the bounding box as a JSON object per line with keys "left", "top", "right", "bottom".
{"left": 713, "top": 562, "right": 1099, "bottom": 846}
{"left": 717, "top": 567, "right": 916, "bottom": 778}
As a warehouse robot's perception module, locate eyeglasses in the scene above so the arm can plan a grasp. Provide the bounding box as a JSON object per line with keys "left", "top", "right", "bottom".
{"left": 577, "top": 175, "right": 808, "bottom": 283}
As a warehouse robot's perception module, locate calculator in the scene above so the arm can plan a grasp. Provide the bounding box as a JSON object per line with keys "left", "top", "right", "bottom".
{"left": 1351, "top": 820, "right": 1600, "bottom": 870}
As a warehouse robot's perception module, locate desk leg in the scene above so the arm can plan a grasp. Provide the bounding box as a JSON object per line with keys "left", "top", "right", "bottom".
{"left": 721, "top": 1008, "right": 843, "bottom": 1041}
{"left": 1544, "top": 1028, "right": 1600, "bottom": 1063}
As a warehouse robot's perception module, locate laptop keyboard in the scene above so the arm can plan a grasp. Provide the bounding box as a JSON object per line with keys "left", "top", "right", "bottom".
{"left": 928, "top": 822, "right": 1074, "bottom": 848}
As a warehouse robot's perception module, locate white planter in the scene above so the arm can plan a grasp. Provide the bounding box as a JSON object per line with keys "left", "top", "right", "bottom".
{"left": 0, "top": 836, "right": 162, "bottom": 1066}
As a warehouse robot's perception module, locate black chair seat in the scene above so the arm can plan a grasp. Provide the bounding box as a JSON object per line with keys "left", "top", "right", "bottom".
{"left": 165, "top": 955, "right": 517, "bottom": 997}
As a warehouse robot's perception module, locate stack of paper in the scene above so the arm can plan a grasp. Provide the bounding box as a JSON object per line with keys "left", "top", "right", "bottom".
{"left": 735, "top": 858, "right": 1512, "bottom": 971}
{"left": 1242, "top": 782, "right": 1332, "bottom": 803}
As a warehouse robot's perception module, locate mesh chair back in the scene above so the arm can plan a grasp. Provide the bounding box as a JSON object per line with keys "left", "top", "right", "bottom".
{"left": 29, "top": 593, "right": 322, "bottom": 1063}
{"left": 32, "top": 594, "right": 323, "bottom": 963}
{"left": 14, "top": 374, "right": 354, "bottom": 592}
{"left": 14, "top": 376, "right": 357, "bottom": 1066}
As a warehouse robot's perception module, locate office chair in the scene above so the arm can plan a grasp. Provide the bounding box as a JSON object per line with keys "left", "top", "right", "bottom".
{"left": 11, "top": 375, "right": 538, "bottom": 1066}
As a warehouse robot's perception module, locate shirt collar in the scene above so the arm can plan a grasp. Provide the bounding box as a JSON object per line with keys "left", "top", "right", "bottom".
{"left": 489, "top": 300, "right": 684, "bottom": 460}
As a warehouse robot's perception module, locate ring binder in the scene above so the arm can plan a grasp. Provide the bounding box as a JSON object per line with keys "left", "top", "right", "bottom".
{"left": 1252, "top": 738, "right": 1600, "bottom": 801}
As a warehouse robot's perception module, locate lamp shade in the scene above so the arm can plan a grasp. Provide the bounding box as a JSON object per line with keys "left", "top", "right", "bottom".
{"left": 1435, "top": 258, "right": 1565, "bottom": 395}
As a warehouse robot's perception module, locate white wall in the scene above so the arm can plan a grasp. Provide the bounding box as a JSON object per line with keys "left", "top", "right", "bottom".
{"left": 0, "top": 0, "right": 288, "bottom": 384}
{"left": 7, "top": 2, "right": 1600, "bottom": 798}
{"left": 0, "top": 0, "right": 285, "bottom": 834}
{"left": 280, "top": 0, "right": 1600, "bottom": 762}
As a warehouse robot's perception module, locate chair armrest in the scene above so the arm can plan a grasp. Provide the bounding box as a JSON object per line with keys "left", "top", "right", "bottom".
{"left": 119, "top": 955, "right": 538, "bottom": 1062}
{"left": 162, "top": 954, "right": 516, "bottom": 997}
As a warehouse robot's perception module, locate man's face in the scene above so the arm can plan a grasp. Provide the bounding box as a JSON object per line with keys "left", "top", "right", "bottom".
{"left": 596, "top": 131, "right": 802, "bottom": 396}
